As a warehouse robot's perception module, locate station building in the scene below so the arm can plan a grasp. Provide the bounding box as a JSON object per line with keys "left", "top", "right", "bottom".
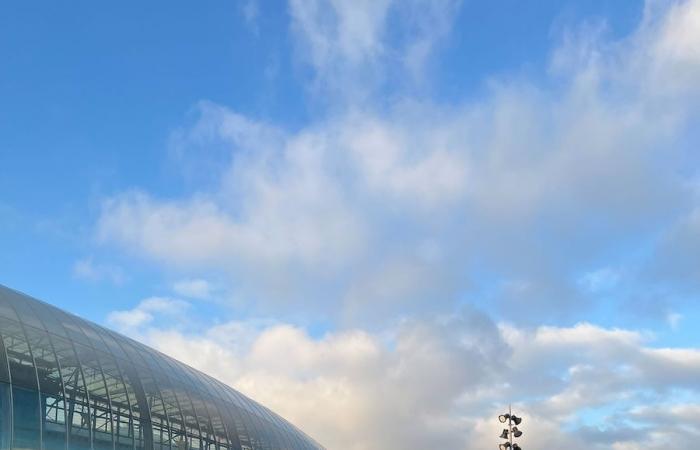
{"left": 0, "top": 285, "right": 324, "bottom": 450}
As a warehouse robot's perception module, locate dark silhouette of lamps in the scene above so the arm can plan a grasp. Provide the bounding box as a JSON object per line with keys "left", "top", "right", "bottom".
{"left": 497, "top": 406, "right": 524, "bottom": 449}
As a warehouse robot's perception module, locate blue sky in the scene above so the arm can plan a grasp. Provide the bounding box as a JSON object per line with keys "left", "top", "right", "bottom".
{"left": 2, "top": 1, "right": 700, "bottom": 449}
{"left": 0, "top": 0, "right": 644, "bottom": 322}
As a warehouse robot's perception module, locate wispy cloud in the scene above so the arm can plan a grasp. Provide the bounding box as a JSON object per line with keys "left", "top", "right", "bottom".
{"left": 172, "top": 278, "right": 213, "bottom": 300}
{"left": 107, "top": 296, "right": 190, "bottom": 331}
{"left": 73, "top": 257, "right": 126, "bottom": 285}
{"left": 241, "top": 0, "right": 260, "bottom": 35}
{"left": 99, "top": 0, "right": 700, "bottom": 322}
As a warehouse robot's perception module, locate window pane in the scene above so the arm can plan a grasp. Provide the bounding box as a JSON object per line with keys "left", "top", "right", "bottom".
{"left": 0, "top": 382, "right": 11, "bottom": 450}
{"left": 74, "top": 344, "right": 114, "bottom": 450}
{"left": 97, "top": 354, "right": 134, "bottom": 450}
{"left": 25, "top": 302, "right": 69, "bottom": 339}
{"left": 13, "top": 386, "right": 41, "bottom": 450}
{"left": 0, "top": 292, "right": 19, "bottom": 322}
{"left": 0, "top": 330, "right": 10, "bottom": 383}
{"left": 51, "top": 336, "right": 92, "bottom": 450}
{"left": 23, "top": 326, "right": 67, "bottom": 450}
{"left": 119, "top": 361, "right": 150, "bottom": 450}
{"left": 0, "top": 318, "right": 37, "bottom": 391}
{"left": 43, "top": 391, "right": 68, "bottom": 450}
{"left": 158, "top": 381, "right": 187, "bottom": 450}
{"left": 9, "top": 293, "right": 45, "bottom": 331}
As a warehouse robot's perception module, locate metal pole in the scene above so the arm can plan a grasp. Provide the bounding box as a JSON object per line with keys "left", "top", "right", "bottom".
{"left": 509, "top": 404, "right": 512, "bottom": 448}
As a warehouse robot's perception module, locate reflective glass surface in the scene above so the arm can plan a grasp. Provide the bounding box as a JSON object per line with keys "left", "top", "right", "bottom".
{"left": 0, "top": 285, "right": 324, "bottom": 450}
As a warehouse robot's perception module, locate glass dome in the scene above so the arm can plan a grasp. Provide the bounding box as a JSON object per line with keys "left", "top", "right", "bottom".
{"left": 0, "top": 284, "right": 324, "bottom": 450}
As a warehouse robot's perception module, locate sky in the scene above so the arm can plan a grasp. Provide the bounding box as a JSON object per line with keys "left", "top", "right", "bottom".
{"left": 1, "top": 0, "right": 700, "bottom": 448}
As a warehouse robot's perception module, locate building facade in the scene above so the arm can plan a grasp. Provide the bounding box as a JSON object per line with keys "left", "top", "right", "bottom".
{"left": 0, "top": 285, "right": 324, "bottom": 450}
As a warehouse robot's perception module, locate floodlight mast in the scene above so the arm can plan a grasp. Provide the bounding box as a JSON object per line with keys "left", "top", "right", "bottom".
{"left": 498, "top": 404, "right": 523, "bottom": 450}
{"left": 508, "top": 404, "right": 513, "bottom": 449}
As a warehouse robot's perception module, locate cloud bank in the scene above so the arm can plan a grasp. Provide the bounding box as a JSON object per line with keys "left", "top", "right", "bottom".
{"left": 109, "top": 309, "right": 699, "bottom": 450}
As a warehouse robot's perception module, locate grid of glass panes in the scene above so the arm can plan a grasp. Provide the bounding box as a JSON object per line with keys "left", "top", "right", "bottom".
{"left": 0, "top": 285, "right": 324, "bottom": 450}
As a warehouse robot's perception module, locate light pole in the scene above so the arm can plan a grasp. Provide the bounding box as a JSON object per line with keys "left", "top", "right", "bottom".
{"left": 498, "top": 405, "right": 523, "bottom": 450}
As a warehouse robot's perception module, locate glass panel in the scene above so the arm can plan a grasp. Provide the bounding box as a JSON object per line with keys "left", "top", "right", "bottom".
{"left": 136, "top": 363, "right": 171, "bottom": 450}
{"left": 0, "top": 290, "right": 20, "bottom": 321}
{"left": 237, "top": 407, "right": 264, "bottom": 450}
{"left": 0, "top": 328, "right": 10, "bottom": 383}
{"left": 157, "top": 380, "right": 187, "bottom": 450}
{"left": 204, "top": 400, "right": 231, "bottom": 450}
{"left": 13, "top": 386, "right": 41, "bottom": 450}
{"left": 97, "top": 354, "right": 133, "bottom": 450}
{"left": 176, "top": 389, "right": 202, "bottom": 450}
{"left": 43, "top": 391, "right": 68, "bottom": 450}
{"left": 103, "top": 334, "right": 149, "bottom": 449}
{"left": 74, "top": 343, "right": 114, "bottom": 450}
{"left": 0, "top": 382, "right": 11, "bottom": 450}
{"left": 51, "top": 336, "right": 91, "bottom": 450}
{"left": 55, "top": 313, "right": 90, "bottom": 344}
{"left": 9, "top": 293, "right": 45, "bottom": 331}
{"left": 25, "top": 301, "right": 69, "bottom": 339}
{"left": 212, "top": 386, "right": 252, "bottom": 450}
{"left": 72, "top": 321, "right": 111, "bottom": 354}
{"left": 155, "top": 358, "right": 202, "bottom": 450}
{"left": 248, "top": 414, "right": 273, "bottom": 450}
{"left": 23, "top": 326, "right": 68, "bottom": 450}
{"left": 94, "top": 330, "right": 129, "bottom": 361}
{"left": 215, "top": 401, "right": 246, "bottom": 450}
{"left": 191, "top": 396, "right": 217, "bottom": 450}
{"left": 119, "top": 362, "right": 150, "bottom": 450}
{"left": 0, "top": 317, "right": 38, "bottom": 391}
{"left": 245, "top": 402, "right": 283, "bottom": 450}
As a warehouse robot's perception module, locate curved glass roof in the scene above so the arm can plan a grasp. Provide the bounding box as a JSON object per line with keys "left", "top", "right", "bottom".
{"left": 0, "top": 284, "right": 324, "bottom": 450}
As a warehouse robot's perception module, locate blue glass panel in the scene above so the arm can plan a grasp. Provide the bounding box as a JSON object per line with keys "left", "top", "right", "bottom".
{"left": 0, "top": 382, "right": 11, "bottom": 450}
{"left": 0, "top": 290, "right": 20, "bottom": 322}
{"left": 96, "top": 353, "right": 133, "bottom": 450}
{"left": 0, "top": 329, "right": 10, "bottom": 384}
{"left": 8, "top": 292, "right": 45, "bottom": 331}
{"left": 50, "top": 336, "right": 91, "bottom": 450}
{"left": 24, "top": 301, "right": 69, "bottom": 339}
{"left": 73, "top": 343, "right": 114, "bottom": 450}
{"left": 23, "top": 325, "right": 68, "bottom": 450}
{"left": 12, "top": 386, "right": 41, "bottom": 450}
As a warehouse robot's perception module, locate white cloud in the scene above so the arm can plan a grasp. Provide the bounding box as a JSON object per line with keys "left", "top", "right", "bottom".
{"left": 115, "top": 312, "right": 700, "bottom": 450}
{"left": 107, "top": 308, "right": 151, "bottom": 329}
{"left": 107, "top": 296, "right": 190, "bottom": 331}
{"left": 172, "top": 278, "right": 213, "bottom": 299}
{"left": 73, "top": 258, "right": 126, "bottom": 284}
{"left": 288, "top": 0, "right": 460, "bottom": 100}
{"left": 241, "top": 0, "right": 259, "bottom": 33}
{"left": 650, "top": 0, "right": 700, "bottom": 96}
{"left": 651, "top": 206, "right": 700, "bottom": 287}
{"left": 666, "top": 311, "right": 683, "bottom": 330}
{"left": 97, "top": 0, "right": 700, "bottom": 322}
{"left": 579, "top": 267, "right": 621, "bottom": 292}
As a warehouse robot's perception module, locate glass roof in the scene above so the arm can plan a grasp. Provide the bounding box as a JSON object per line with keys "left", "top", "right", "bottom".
{"left": 0, "top": 284, "right": 324, "bottom": 450}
